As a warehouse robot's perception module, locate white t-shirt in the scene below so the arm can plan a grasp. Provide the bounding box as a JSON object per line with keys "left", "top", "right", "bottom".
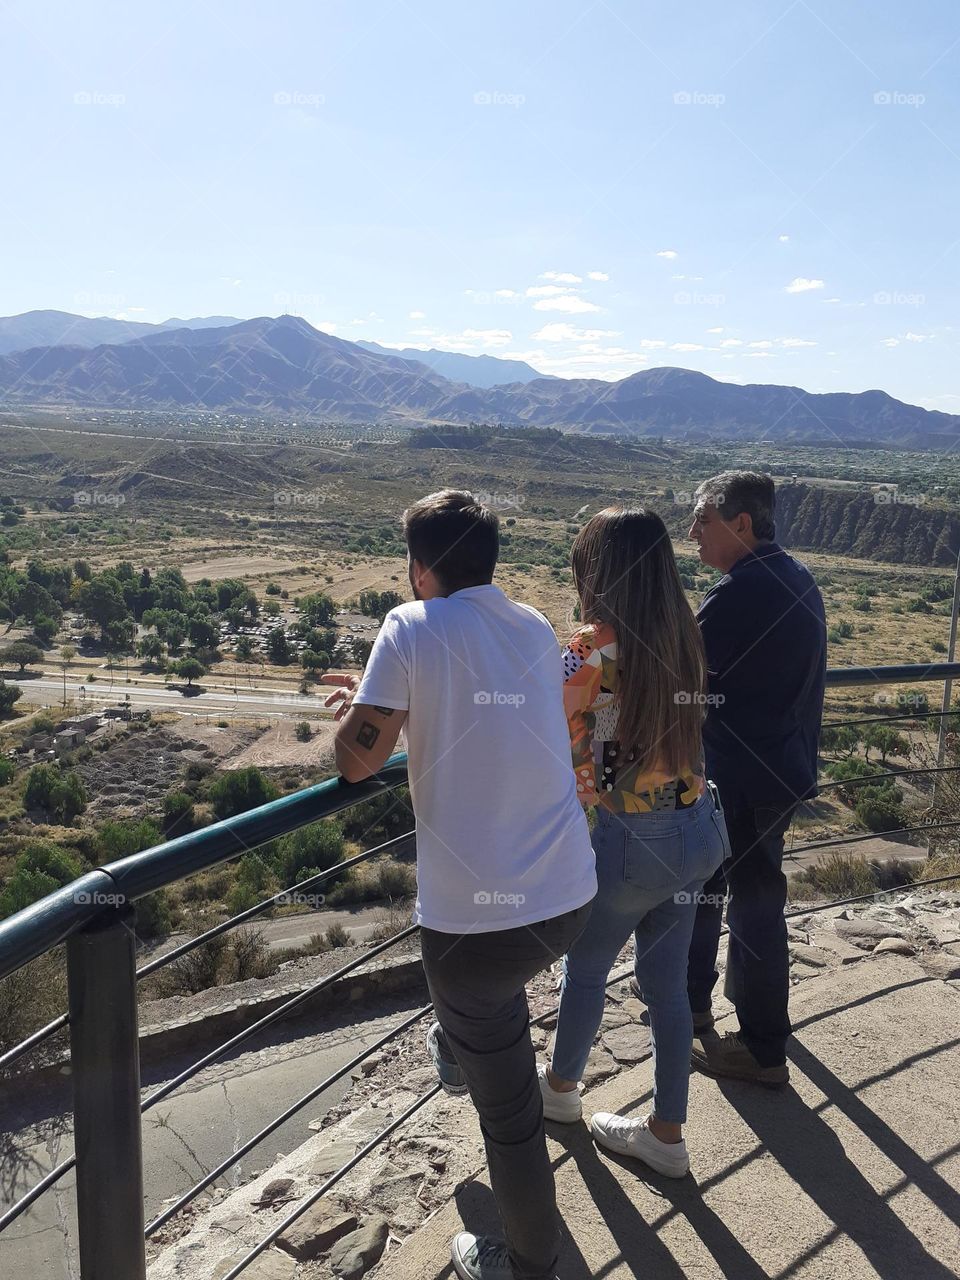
{"left": 354, "top": 584, "right": 597, "bottom": 934}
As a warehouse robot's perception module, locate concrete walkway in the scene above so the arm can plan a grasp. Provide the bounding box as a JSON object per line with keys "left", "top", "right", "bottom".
{"left": 372, "top": 955, "right": 960, "bottom": 1279}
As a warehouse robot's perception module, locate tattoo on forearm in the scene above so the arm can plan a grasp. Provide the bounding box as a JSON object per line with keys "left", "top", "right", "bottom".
{"left": 356, "top": 721, "right": 381, "bottom": 750}
{"left": 373, "top": 706, "right": 395, "bottom": 716}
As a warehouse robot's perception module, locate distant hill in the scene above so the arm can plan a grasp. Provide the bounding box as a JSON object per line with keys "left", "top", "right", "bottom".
{"left": 356, "top": 340, "right": 550, "bottom": 388}
{"left": 0, "top": 313, "right": 958, "bottom": 446}
{"left": 0, "top": 310, "right": 244, "bottom": 356}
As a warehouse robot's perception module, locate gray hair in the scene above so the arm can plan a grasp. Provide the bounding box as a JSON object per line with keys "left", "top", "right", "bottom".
{"left": 694, "top": 471, "right": 776, "bottom": 541}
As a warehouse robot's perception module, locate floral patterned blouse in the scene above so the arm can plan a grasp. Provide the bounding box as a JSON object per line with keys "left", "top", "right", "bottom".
{"left": 562, "top": 623, "right": 704, "bottom": 814}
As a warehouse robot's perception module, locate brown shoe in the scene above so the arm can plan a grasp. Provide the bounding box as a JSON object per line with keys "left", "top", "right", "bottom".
{"left": 691, "top": 1031, "right": 789, "bottom": 1087}
{"left": 692, "top": 1008, "right": 715, "bottom": 1034}
{"left": 630, "top": 977, "right": 715, "bottom": 1034}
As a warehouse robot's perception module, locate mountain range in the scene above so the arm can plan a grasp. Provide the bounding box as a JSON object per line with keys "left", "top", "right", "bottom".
{"left": 356, "top": 339, "right": 548, "bottom": 387}
{"left": 0, "top": 311, "right": 956, "bottom": 445}
{"left": 0, "top": 310, "right": 244, "bottom": 356}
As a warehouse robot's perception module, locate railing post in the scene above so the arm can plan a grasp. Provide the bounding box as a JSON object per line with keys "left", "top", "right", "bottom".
{"left": 932, "top": 549, "right": 960, "bottom": 845}
{"left": 66, "top": 905, "right": 146, "bottom": 1280}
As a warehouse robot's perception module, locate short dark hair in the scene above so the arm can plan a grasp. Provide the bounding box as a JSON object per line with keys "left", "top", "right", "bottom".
{"left": 695, "top": 470, "right": 776, "bottom": 541}
{"left": 402, "top": 489, "right": 499, "bottom": 594}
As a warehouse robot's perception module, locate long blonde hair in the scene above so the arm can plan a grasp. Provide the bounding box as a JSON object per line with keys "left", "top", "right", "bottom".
{"left": 571, "top": 506, "right": 706, "bottom": 776}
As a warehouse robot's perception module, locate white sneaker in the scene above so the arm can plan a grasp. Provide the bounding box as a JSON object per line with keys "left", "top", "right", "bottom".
{"left": 590, "top": 1112, "right": 690, "bottom": 1177}
{"left": 537, "top": 1064, "right": 583, "bottom": 1123}
{"left": 450, "top": 1233, "right": 516, "bottom": 1279}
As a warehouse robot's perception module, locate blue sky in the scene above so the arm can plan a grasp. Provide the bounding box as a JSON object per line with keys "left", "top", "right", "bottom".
{"left": 3, "top": 0, "right": 960, "bottom": 408}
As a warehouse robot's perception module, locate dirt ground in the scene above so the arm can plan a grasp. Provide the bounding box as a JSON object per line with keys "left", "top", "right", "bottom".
{"left": 227, "top": 717, "right": 339, "bottom": 771}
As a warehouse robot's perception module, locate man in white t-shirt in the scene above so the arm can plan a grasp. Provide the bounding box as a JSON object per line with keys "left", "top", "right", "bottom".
{"left": 323, "top": 490, "right": 595, "bottom": 1280}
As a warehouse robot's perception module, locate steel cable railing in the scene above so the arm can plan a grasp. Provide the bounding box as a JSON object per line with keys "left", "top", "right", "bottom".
{"left": 1, "top": 665, "right": 959, "bottom": 1278}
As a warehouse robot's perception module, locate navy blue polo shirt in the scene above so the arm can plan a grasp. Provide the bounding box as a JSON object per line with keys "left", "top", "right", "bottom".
{"left": 697, "top": 542, "right": 826, "bottom": 810}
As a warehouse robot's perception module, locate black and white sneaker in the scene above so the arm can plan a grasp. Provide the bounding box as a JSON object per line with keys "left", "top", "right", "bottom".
{"left": 451, "top": 1233, "right": 524, "bottom": 1279}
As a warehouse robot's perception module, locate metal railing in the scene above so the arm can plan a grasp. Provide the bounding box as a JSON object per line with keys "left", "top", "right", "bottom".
{"left": 1, "top": 664, "right": 959, "bottom": 1278}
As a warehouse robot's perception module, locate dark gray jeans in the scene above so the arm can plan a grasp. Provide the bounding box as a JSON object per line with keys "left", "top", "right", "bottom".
{"left": 420, "top": 902, "right": 592, "bottom": 1280}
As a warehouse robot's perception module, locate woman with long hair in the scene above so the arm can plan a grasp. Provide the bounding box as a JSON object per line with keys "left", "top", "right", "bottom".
{"left": 539, "top": 506, "right": 729, "bottom": 1177}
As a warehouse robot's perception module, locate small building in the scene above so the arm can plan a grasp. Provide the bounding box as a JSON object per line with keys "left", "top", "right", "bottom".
{"left": 61, "top": 714, "right": 101, "bottom": 734}
{"left": 55, "top": 728, "right": 86, "bottom": 752}
{"left": 103, "top": 705, "right": 133, "bottom": 721}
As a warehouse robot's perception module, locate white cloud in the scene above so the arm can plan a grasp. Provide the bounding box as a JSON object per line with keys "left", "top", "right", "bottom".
{"left": 526, "top": 284, "right": 569, "bottom": 298}
{"left": 638, "top": 338, "right": 668, "bottom": 349}
{"left": 495, "top": 289, "right": 517, "bottom": 297}
{"left": 905, "top": 331, "right": 931, "bottom": 342}
{"left": 409, "top": 310, "right": 426, "bottom": 319}
{"left": 426, "top": 328, "right": 513, "bottom": 351}
{"left": 315, "top": 320, "right": 339, "bottom": 332}
{"left": 781, "top": 337, "right": 817, "bottom": 347}
{"left": 748, "top": 340, "right": 774, "bottom": 349}
{"left": 720, "top": 338, "right": 743, "bottom": 347}
{"left": 881, "top": 338, "right": 900, "bottom": 348}
{"left": 498, "top": 347, "right": 650, "bottom": 381}
{"left": 540, "top": 271, "right": 583, "bottom": 284}
{"left": 785, "top": 277, "right": 825, "bottom": 293}
{"left": 587, "top": 271, "right": 610, "bottom": 282}
{"left": 532, "top": 295, "right": 601, "bottom": 314}
{"left": 657, "top": 249, "right": 679, "bottom": 260}
{"left": 461, "top": 328, "right": 513, "bottom": 346}
{"left": 532, "top": 322, "right": 620, "bottom": 342}
{"left": 706, "top": 326, "right": 724, "bottom": 334}
{"left": 670, "top": 342, "right": 704, "bottom": 351}
{"left": 779, "top": 234, "right": 790, "bottom": 243}
{"left": 747, "top": 351, "right": 776, "bottom": 358}
{"left": 826, "top": 297, "right": 841, "bottom": 304}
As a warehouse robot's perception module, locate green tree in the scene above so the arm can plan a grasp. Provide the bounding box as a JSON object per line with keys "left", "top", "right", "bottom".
{"left": 78, "top": 576, "right": 129, "bottom": 639}
{"left": 301, "top": 649, "right": 330, "bottom": 673}
{"left": 25, "top": 764, "right": 86, "bottom": 824}
{"left": 276, "top": 821, "right": 345, "bottom": 884}
{"left": 32, "top": 614, "right": 59, "bottom": 646}
{"left": 854, "top": 784, "right": 906, "bottom": 833}
{"left": 863, "top": 725, "right": 909, "bottom": 764}
{"left": 0, "top": 758, "right": 15, "bottom": 785}
{"left": 188, "top": 616, "right": 218, "bottom": 650}
{"left": 359, "top": 589, "right": 403, "bottom": 622}
{"left": 266, "top": 628, "right": 291, "bottom": 665}
{"left": 137, "top": 634, "right": 164, "bottom": 665}
{"left": 299, "top": 592, "right": 336, "bottom": 627}
{"left": 1, "top": 641, "right": 44, "bottom": 673}
{"left": 172, "top": 656, "right": 206, "bottom": 686}
{"left": 208, "top": 767, "right": 280, "bottom": 820}
{"left": 820, "top": 725, "right": 861, "bottom": 757}
{"left": 351, "top": 637, "right": 373, "bottom": 666}
{"left": 0, "top": 679, "right": 22, "bottom": 717}
{"left": 163, "top": 791, "right": 196, "bottom": 836}
{"left": 0, "top": 842, "right": 84, "bottom": 916}
{"left": 94, "top": 818, "right": 162, "bottom": 861}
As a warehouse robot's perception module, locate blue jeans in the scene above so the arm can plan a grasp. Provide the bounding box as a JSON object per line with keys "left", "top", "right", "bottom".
{"left": 552, "top": 788, "right": 728, "bottom": 1124}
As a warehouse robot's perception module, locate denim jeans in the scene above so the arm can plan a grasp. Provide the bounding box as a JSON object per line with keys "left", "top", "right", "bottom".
{"left": 420, "top": 901, "right": 593, "bottom": 1280}
{"left": 552, "top": 789, "right": 728, "bottom": 1124}
{"left": 687, "top": 794, "right": 796, "bottom": 1067}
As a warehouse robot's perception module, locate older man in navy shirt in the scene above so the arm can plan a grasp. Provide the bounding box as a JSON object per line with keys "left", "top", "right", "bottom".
{"left": 685, "top": 471, "right": 826, "bottom": 1086}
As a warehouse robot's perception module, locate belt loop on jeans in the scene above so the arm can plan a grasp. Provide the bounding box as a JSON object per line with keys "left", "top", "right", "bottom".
{"left": 707, "top": 779, "right": 723, "bottom": 813}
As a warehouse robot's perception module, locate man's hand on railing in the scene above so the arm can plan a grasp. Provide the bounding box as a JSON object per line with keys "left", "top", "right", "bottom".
{"left": 320, "top": 673, "right": 408, "bottom": 782}
{"left": 320, "top": 672, "right": 361, "bottom": 721}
